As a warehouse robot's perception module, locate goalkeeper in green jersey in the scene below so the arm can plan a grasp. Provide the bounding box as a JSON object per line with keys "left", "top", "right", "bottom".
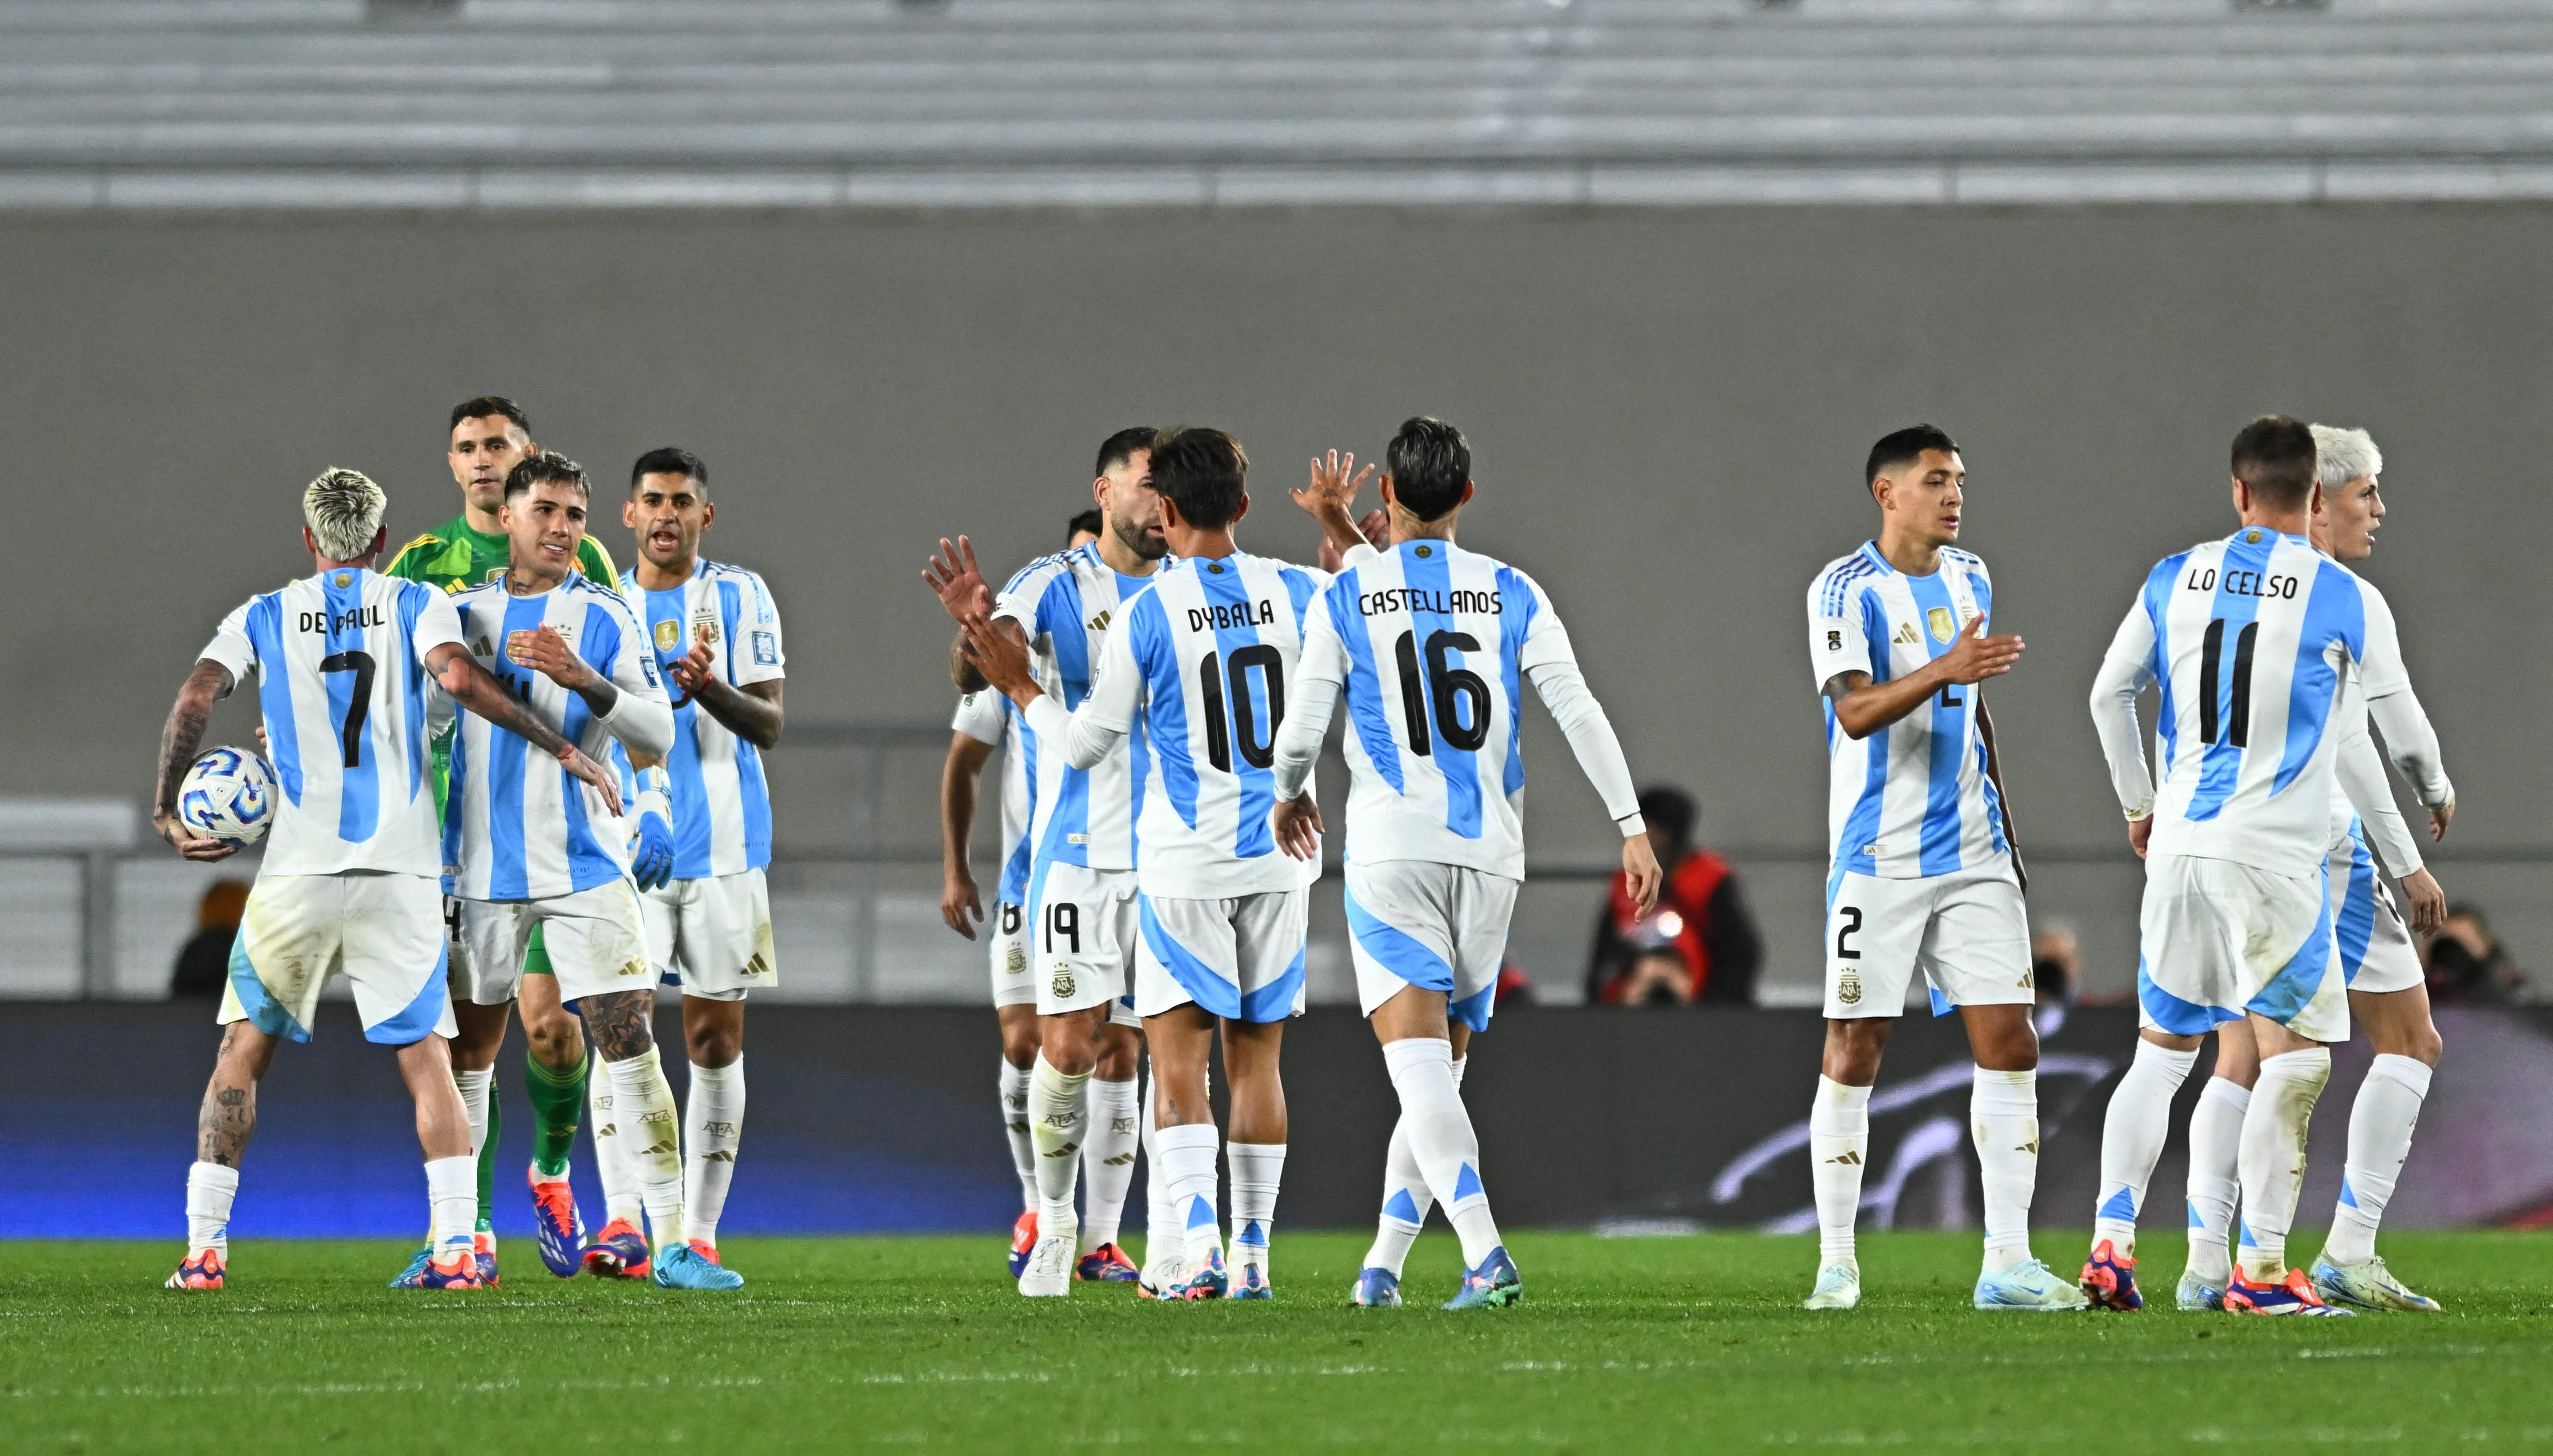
{"left": 383, "top": 396, "right": 617, "bottom": 1282}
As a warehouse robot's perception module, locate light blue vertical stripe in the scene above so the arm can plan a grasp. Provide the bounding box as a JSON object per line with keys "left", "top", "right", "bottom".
{"left": 2143, "top": 554, "right": 2184, "bottom": 777}
{"left": 1330, "top": 572, "right": 1404, "bottom": 793}
{"left": 559, "top": 599, "right": 620, "bottom": 892}
{"left": 1495, "top": 566, "right": 1534, "bottom": 799}
{"left": 245, "top": 594, "right": 302, "bottom": 804}
{"left": 320, "top": 570, "right": 380, "bottom": 844}
{"left": 2273, "top": 557, "right": 2366, "bottom": 793}
{"left": 2333, "top": 826, "right": 2378, "bottom": 984}
{"left": 1833, "top": 586, "right": 1890, "bottom": 877}
{"left": 487, "top": 593, "right": 550, "bottom": 899}
{"left": 1401, "top": 544, "right": 1481, "bottom": 840}
{"left": 646, "top": 585, "right": 712, "bottom": 878}
{"left": 2187, "top": 532, "right": 2274, "bottom": 821}
{"left": 1002, "top": 698, "right": 1038, "bottom": 902}
{"left": 1902, "top": 570, "right": 1968, "bottom": 875}
{"left": 396, "top": 581, "right": 430, "bottom": 808}
{"left": 1135, "top": 590, "right": 1199, "bottom": 828}
{"left": 1200, "top": 557, "right": 1274, "bottom": 862}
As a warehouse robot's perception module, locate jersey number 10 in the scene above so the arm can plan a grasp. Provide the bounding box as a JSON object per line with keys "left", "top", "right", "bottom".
{"left": 1199, "top": 645, "right": 1285, "bottom": 773}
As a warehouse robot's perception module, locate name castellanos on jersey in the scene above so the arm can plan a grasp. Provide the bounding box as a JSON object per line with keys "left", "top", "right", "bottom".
{"left": 1355, "top": 584, "right": 1504, "bottom": 618}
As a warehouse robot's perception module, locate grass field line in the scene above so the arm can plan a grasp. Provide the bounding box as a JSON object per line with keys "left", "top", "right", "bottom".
{"left": 3, "top": 1375, "right": 771, "bottom": 1402}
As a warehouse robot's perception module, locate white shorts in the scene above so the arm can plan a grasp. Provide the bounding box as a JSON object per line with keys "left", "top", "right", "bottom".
{"left": 2137, "top": 853, "right": 2346, "bottom": 1044}
{"left": 1342, "top": 860, "right": 1519, "bottom": 1033}
{"left": 640, "top": 869, "right": 776, "bottom": 1002}
{"left": 1029, "top": 861, "right": 1141, "bottom": 1025}
{"left": 1823, "top": 859, "right": 2032, "bottom": 1020}
{"left": 988, "top": 901, "right": 1035, "bottom": 1010}
{"left": 450, "top": 879, "right": 655, "bottom": 1008}
{"left": 1135, "top": 889, "right": 1309, "bottom": 1023}
{"left": 220, "top": 871, "right": 458, "bottom": 1046}
{"left": 2328, "top": 838, "right": 2423, "bottom": 996}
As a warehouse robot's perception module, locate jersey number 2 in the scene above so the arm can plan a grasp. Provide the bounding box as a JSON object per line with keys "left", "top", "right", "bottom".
{"left": 1390, "top": 630, "right": 1490, "bottom": 757}
{"left": 318, "top": 650, "right": 376, "bottom": 768}
{"left": 2198, "top": 618, "right": 2260, "bottom": 747}
{"left": 1199, "top": 645, "right": 1285, "bottom": 773}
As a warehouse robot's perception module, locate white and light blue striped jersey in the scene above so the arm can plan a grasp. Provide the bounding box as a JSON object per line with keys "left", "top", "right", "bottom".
{"left": 199, "top": 568, "right": 465, "bottom": 877}
{"left": 2100, "top": 526, "right": 2409, "bottom": 878}
{"left": 1070, "top": 553, "right": 1326, "bottom": 899}
{"left": 1805, "top": 543, "right": 2010, "bottom": 882}
{"left": 444, "top": 575, "right": 670, "bottom": 899}
{"left": 619, "top": 560, "right": 784, "bottom": 880}
{"left": 952, "top": 687, "right": 1036, "bottom": 905}
{"left": 1292, "top": 540, "right": 1572, "bottom": 879}
{"left": 992, "top": 543, "right": 1165, "bottom": 873}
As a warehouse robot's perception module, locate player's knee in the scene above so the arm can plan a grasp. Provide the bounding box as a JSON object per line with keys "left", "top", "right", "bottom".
{"left": 1000, "top": 1024, "right": 1041, "bottom": 1068}
{"left": 2375, "top": 1021, "right": 2443, "bottom": 1067}
{"left": 685, "top": 1022, "right": 740, "bottom": 1068}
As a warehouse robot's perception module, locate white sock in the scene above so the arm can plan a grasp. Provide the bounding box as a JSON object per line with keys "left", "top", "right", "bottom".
{"left": 2092, "top": 1039, "right": 2197, "bottom": 1257}
{"left": 683, "top": 1057, "right": 745, "bottom": 1251}
{"left": 1028, "top": 1054, "right": 1090, "bottom": 1239}
{"left": 1970, "top": 1068, "right": 2039, "bottom": 1274}
{"left": 2325, "top": 1053, "right": 2432, "bottom": 1267}
{"left": 1001, "top": 1059, "right": 1038, "bottom": 1211}
{"left": 1380, "top": 1038, "right": 1501, "bottom": 1268}
{"left": 453, "top": 1066, "right": 493, "bottom": 1158}
{"left": 426, "top": 1154, "right": 476, "bottom": 1249}
{"left": 1809, "top": 1075, "right": 1871, "bottom": 1268}
{"left": 606, "top": 1047, "right": 687, "bottom": 1254}
{"left": 1079, "top": 1077, "right": 1140, "bottom": 1253}
{"left": 1155, "top": 1122, "right": 1222, "bottom": 1267}
{"left": 589, "top": 1053, "right": 644, "bottom": 1228}
{"left": 185, "top": 1161, "right": 239, "bottom": 1255}
{"left": 1228, "top": 1141, "right": 1286, "bottom": 1282}
{"left": 2237, "top": 1047, "right": 2331, "bottom": 1282}
{"left": 1141, "top": 1075, "right": 1178, "bottom": 1270}
{"left": 1365, "top": 1055, "right": 1463, "bottom": 1277}
{"left": 2183, "top": 1077, "right": 2248, "bottom": 1285}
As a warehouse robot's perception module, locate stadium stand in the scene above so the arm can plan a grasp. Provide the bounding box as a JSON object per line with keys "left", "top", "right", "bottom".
{"left": 4, "top": 0, "right": 2553, "bottom": 206}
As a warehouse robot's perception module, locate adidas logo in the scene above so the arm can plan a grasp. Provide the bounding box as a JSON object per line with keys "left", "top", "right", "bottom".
{"left": 1825, "top": 1151, "right": 1864, "bottom": 1165}
{"left": 1102, "top": 1152, "right": 1136, "bottom": 1166}
{"left": 1042, "top": 1142, "right": 1082, "bottom": 1158}
{"left": 703, "top": 1150, "right": 735, "bottom": 1163}
{"left": 1893, "top": 623, "right": 1919, "bottom": 645}
{"left": 2018, "top": 1141, "right": 2040, "bottom": 1155}
{"left": 639, "top": 1139, "right": 678, "bottom": 1156}
{"left": 1087, "top": 610, "right": 1113, "bottom": 633}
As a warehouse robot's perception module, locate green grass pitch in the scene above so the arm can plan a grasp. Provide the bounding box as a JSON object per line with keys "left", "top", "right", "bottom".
{"left": 6, "top": 1231, "right": 2551, "bottom": 1452}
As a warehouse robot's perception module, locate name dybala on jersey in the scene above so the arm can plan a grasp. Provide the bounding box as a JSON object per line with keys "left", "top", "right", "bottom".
{"left": 199, "top": 568, "right": 466, "bottom": 876}
{"left": 443, "top": 575, "right": 668, "bottom": 899}
{"left": 1806, "top": 543, "right": 2010, "bottom": 887}
{"left": 620, "top": 560, "right": 783, "bottom": 880}
{"left": 992, "top": 542, "right": 1167, "bottom": 873}
{"left": 1289, "top": 539, "right": 1581, "bottom": 878}
{"left": 1036, "top": 552, "right": 1326, "bottom": 901}
{"left": 2098, "top": 524, "right": 2428, "bottom": 878}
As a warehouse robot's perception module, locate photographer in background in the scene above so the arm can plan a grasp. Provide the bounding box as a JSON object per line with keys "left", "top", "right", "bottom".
{"left": 1587, "top": 786, "right": 1763, "bottom": 1006}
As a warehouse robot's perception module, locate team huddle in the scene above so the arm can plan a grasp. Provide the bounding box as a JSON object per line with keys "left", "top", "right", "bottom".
{"left": 148, "top": 402, "right": 2452, "bottom": 1318}
{"left": 155, "top": 399, "right": 781, "bottom": 1293}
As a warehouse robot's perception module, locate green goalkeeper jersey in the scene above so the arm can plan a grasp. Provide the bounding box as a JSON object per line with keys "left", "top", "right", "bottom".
{"left": 385, "top": 516, "right": 620, "bottom": 815}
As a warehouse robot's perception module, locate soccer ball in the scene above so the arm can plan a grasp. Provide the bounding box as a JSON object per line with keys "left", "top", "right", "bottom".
{"left": 178, "top": 746, "right": 276, "bottom": 847}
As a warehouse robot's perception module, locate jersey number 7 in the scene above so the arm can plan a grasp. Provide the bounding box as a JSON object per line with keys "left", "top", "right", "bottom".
{"left": 318, "top": 650, "right": 376, "bottom": 768}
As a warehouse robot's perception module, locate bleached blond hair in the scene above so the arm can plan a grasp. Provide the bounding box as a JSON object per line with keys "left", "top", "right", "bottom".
{"left": 304, "top": 467, "right": 388, "bottom": 561}
{"left": 2311, "top": 424, "right": 2383, "bottom": 489}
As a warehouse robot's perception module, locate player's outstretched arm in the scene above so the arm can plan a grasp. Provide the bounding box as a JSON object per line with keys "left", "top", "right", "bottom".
{"left": 1295, "top": 450, "right": 1379, "bottom": 564}
{"left": 510, "top": 624, "right": 675, "bottom": 759}
{"left": 1825, "top": 616, "right": 2023, "bottom": 741}
{"left": 428, "top": 643, "right": 622, "bottom": 816}
{"left": 940, "top": 731, "right": 994, "bottom": 938}
{"left": 152, "top": 658, "right": 240, "bottom": 861}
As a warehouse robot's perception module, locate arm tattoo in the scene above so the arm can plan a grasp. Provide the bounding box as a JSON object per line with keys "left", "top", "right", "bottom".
{"left": 157, "top": 661, "right": 233, "bottom": 814}
{"left": 580, "top": 989, "right": 657, "bottom": 1061}
{"left": 573, "top": 676, "right": 619, "bottom": 719}
{"left": 442, "top": 652, "right": 575, "bottom": 757}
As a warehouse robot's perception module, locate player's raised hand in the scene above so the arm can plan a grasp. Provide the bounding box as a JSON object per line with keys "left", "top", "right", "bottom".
{"left": 556, "top": 744, "right": 622, "bottom": 816}
{"left": 510, "top": 625, "right": 595, "bottom": 690}
{"left": 922, "top": 536, "right": 993, "bottom": 622}
{"left": 2400, "top": 866, "right": 2448, "bottom": 935}
{"left": 1354, "top": 508, "right": 1389, "bottom": 550}
{"left": 1621, "top": 829, "right": 1663, "bottom": 918}
{"left": 942, "top": 866, "right": 983, "bottom": 939}
{"left": 1295, "top": 449, "right": 1373, "bottom": 521}
{"left": 958, "top": 610, "right": 1037, "bottom": 701}
{"left": 668, "top": 639, "right": 715, "bottom": 695}
{"left": 1936, "top": 613, "right": 2024, "bottom": 687}
{"left": 1273, "top": 793, "right": 1324, "bottom": 861}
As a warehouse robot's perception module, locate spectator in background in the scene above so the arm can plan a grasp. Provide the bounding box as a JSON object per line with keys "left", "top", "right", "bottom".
{"left": 2427, "top": 904, "right": 2527, "bottom": 1005}
{"left": 2029, "top": 922, "right": 2080, "bottom": 1036}
{"left": 1587, "top": 786, "right": 1762, "bottom": 1006}
{"left": 169, "top": 879, "right": 250, "bottom": 996}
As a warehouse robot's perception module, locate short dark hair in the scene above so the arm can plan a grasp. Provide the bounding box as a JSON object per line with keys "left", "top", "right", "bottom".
{"left": 1066, "top": 508, "right": 1102, "bottom": 543}
{"left": 1096, "top": 427, "right": 1156, "bottom": 479}
{"left": 2229, "top": 414, "right": 2318, "bottom": 511}
{"left": 1637, "top": 785, "right": 1698, "bottom": 859}
{"left": 1386, "top": 416, "right": 1471, "bottom": 521}
{"left": 1146, "top": 427, "right": 1248, "bottom": 532}
{"left": 504, "top": 450, "right": 589, "bottom": 501}
{"left": 630, "top": 446, "right": 708, "bottom": 493}
{"left": 450, "top": 396, "right": 530, "bottom": 434}
{"left": 1865, "top": 425, "right": 1960, "bottom": 488}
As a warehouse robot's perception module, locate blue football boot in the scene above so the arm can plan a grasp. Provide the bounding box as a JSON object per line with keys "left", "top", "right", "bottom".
{"left": 1442, "top": 1246, "right": 1522, "bottom": 1310}
{"left": 1175, "top": 1245, "right": 1229, "bottom": 1300}
{"left": 386, "top": 1246, "right": 434, "bottom": 1288}
{"left": 392, "top": 1241, "right": 484, "bottom": 1289}
{"left": 653, "top": 1241, "right": 745, "bottom": 1291}
{"left": 530, "top": 1171, "right": 585, "bottom": 1278}
{"left": 2080, "top": 1239, "right": 2142, "bottom": 1311}
{"left": 1351, "top": 1267, "right": 1402, "bottom": 1308}
{"left": 1076, "top": 1242, "right": 1140, "bottom": 1282}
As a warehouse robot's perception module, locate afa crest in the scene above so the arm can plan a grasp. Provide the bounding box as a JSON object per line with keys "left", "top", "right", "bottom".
{"left": 1836, "top": 970, "right": 1863, "bottom": 1006}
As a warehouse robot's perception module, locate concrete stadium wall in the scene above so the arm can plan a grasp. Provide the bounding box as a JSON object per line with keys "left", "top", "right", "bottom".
{"left": 4, "top": 204, "right": 2546, "bottom": 1000}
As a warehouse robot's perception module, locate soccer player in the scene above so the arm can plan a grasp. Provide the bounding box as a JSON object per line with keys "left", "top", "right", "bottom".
{"left": 2083, "top": 416, "right": 2452, "bottom": 1316}
{"left": 385, "top": 396, "right": 619, "bottom": 1278}
{"left": 442, "top": 451, "right": 739, "bottom": 1291}
{"left": 1267, "top": 415, "right": 1660, "bottom": 1311}
{"left": 153, "top": 467, "right": 621, "bottom": 1290}
{"left": 952, "top": 428, "right": 1326, "bottom": 1301}
{"left": 942, "top": 512, "right": 1101, "bottom": 1276}
{"left": 601, "top": 448, "right": 787, "bottom": 1275}
{"left": 2145, "top": 424, "right": 2457, "bottom": 1313}
{"left": 921, "top": 428, "right": 1165, "bottom": 1296}
{"left": 1793, "top": 425, "right": 2084, "bottom": 1313}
